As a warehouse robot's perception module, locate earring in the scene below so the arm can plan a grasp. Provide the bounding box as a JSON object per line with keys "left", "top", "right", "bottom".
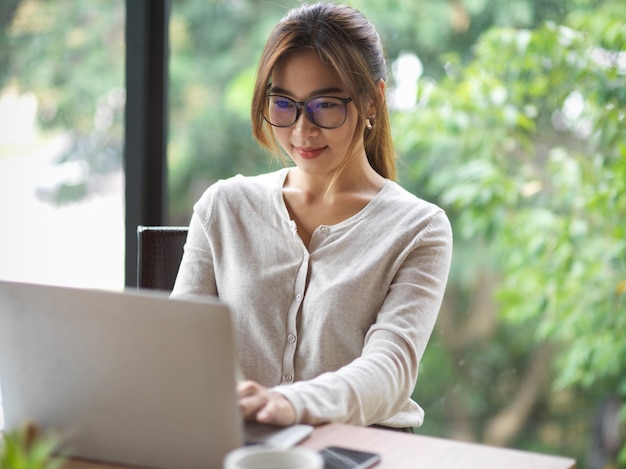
{"left": 366, "top": 118, "right": 374, "bottom": 130}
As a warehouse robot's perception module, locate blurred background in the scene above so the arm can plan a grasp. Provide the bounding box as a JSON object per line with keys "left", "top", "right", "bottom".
{"left": 0, "top": 0, "right": 624, "bottom": 467}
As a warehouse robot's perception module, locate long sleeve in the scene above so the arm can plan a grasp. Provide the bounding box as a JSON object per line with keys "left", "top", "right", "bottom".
{"left": 273, "top": 212, "right": 452, "bottom": 427}
{"left": 172, "top": 198, "right": 218, "bottom": 298}
{"left": 171, "top": 170, "right": 453, "bottom": 427}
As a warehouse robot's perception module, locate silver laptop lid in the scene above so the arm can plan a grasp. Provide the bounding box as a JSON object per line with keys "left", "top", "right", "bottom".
{"left": 0, "top": 280, "right": 243, "bottom": 469}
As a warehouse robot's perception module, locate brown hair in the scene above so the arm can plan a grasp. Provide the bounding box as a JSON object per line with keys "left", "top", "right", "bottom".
{"left": 251, "top": 2, "right": 396, "bottom": 180}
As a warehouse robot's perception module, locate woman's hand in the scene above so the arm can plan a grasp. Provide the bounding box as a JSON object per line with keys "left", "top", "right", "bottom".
{"left": 237, "top": 380, "right": 296, "bottom": 426}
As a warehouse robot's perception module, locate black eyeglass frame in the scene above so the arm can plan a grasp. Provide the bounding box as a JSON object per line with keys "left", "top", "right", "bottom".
{"left": 263, "top": 95, "right": 353, "bottom": 129}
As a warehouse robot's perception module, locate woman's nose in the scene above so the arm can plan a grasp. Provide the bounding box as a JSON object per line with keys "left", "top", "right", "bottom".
{"left": 292, "top": 107, "right": 318, "bottom": 136}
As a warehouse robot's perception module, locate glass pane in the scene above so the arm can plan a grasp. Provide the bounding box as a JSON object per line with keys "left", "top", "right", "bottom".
{"left": 167, "top": 0, "right": 303, "bottom": 224}
{"left": 0, "top": 0, "right": 125, "bottom": 289}
{"left": 167, "top": 1, "right": 625, "bottom": 467}
{"left": 0, "top": 0, "right": 125, "bottom": 429}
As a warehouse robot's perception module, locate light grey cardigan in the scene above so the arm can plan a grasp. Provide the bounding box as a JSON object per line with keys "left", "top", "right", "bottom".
{"left": 172, "top": 168, "right": 452, "bottom": 428}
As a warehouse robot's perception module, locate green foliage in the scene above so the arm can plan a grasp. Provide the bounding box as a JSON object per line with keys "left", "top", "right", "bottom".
{"left": 166, "top": 0, "right": 604, "bottom": 223}
{"left": 167, "top": 0, "right": 294, "bottom": 221}
{"left": 0, "top": 425, "right": 64, "bottom": 469}
{"left": 353, "top": 0, "right": 581, "bottom": 79}
{"left": 1, "top": 0, "right": 125, "bottom": 204}
{"left": 4, "top": 0, "right": 124, "bottom": 132}
{"left": 395, "top": 4, "right": 626, "bottom": 463}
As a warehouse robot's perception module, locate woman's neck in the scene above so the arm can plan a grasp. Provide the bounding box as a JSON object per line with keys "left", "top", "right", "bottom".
{"left": 285, "top": 155, "right": 385, "bottom": 202}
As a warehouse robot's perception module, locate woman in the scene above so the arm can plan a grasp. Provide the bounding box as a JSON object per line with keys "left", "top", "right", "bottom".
{"left": 172, "top": 2, "right": 452, "bottom": 430}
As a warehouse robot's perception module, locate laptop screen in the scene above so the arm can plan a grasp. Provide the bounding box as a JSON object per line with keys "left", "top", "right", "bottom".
{"left": 0, "top": 280, "right": 243, "bottom": 469}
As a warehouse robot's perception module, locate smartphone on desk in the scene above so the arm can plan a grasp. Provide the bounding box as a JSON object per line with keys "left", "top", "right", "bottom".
{"left": 319, "top": 446, "right": 381, "bottom": 469}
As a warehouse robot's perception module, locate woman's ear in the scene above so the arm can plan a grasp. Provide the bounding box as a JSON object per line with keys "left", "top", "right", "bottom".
{"left": 367, "top": 79, "right": 386, "bottom": 117}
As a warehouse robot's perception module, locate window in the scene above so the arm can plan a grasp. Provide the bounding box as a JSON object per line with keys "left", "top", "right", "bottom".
{"left": 0, "top": 0, "right": 125, "bottom": 290}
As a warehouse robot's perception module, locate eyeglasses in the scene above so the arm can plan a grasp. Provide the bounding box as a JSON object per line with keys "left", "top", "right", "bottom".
{"left": 263, "top": 95, "right": 353, "bottom": 129}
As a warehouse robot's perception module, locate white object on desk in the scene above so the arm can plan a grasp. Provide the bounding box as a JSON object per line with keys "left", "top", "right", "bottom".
{"left": 224, "top": 446, "right": 323, "bottom": 469}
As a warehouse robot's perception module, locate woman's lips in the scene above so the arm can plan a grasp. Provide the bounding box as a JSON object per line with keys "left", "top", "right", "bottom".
{"left": 295, "top": 146, "right": 326, "bottom": 160}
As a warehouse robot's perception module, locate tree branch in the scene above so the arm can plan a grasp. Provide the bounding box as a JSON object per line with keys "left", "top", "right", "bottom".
{"left": 483, "top": 343, "right": 553, "bottom": 446}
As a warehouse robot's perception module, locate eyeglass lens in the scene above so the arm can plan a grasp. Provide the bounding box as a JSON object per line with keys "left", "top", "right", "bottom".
{"left": 264, "top": 96, "right": 349, "bottom": 129}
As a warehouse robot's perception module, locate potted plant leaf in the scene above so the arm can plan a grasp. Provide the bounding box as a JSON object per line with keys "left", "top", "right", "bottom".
{"left": 0, "top": 422, "right": 65, "bottom": 469}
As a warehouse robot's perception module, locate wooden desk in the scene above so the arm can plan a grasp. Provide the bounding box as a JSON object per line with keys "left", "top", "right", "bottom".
{"left": 299, "top": 424, "right": 576, "bottom": 469}
{"left": 61, "top": 423, "right": 576, "bottom": 469}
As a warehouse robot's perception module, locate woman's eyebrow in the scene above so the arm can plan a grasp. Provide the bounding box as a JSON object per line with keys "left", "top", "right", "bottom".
{"left": 269, "top": 86, "right": 346, "bottom": 97}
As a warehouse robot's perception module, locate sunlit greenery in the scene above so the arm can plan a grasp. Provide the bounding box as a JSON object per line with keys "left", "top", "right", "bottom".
{"left": 0, "top": 0, "right": 124, "bottom": 204}
{"left": 393, "top": 4, "right": 625, "bottom": 465}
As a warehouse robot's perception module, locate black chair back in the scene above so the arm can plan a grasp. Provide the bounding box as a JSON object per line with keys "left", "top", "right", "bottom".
{"left": 137, "top": 225, "right": 188, "bottom": 291}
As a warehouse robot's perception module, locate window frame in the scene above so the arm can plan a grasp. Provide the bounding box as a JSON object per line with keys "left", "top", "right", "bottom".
{"left": 124, "top": 0, "right": 170, "bottom": 287}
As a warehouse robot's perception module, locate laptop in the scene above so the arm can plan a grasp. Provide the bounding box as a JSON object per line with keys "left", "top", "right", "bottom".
{"left": 0, "top": 280, "right": 312, "bottom": 469}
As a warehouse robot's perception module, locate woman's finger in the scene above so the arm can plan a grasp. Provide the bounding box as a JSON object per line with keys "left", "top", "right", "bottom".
{"left": 236, "top": 380, "right": 262, "bottom": 398}
{"left": 238, "top": 384, "right": 269, "bottom": 420}
{"left": 255, "top": 392, "right": 296, "bottom": 426}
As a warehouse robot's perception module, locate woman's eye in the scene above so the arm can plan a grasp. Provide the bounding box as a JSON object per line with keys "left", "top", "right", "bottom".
{"left": 273, "top": 99, "right": 293, "bottom": 109}
{"left": 313, "top": 99, "right": 339, "bottom": 109}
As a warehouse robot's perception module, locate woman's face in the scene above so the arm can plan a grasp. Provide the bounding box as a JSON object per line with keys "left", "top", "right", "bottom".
{"left": 269, "top": 51, "right": 363, "bottom": 178}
